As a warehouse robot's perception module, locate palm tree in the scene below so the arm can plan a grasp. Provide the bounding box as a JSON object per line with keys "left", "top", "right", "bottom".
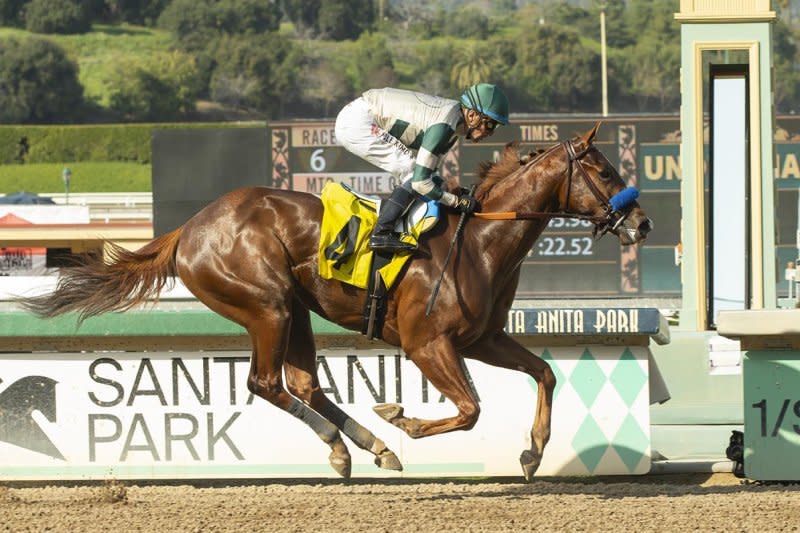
{"left": 450, "top": 43, "right": 491, "bottom": 92}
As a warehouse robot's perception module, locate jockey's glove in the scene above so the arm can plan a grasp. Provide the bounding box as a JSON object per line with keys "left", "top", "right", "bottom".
{"left": 455, "top": 194, "right": 479, "bottom": 214}
{"left": 439, "top": 191, "right": 458, "bottom": 207}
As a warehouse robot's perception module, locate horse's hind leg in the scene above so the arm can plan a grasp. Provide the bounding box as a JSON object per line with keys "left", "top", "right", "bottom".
{"left": 174, "top": 217, "right": 352, "bottom": 476}
{"left": 462, "top": 331, "right": 555, "bottom": 481}
{"left": 178, "top": 275, "right": 352, "bottom": 476}
{"left": 247, "top": 313, "right": 353, "bottom": 478}
{"left": 283, "top": 301, "right": 402, "bottom": 472}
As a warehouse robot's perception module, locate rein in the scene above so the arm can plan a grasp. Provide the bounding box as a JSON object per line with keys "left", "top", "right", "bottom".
{"left": 473, "top": 140, "right": 635, "bottom": 231}
{"left": 474, "top": 211, "right": 601, "bottom": 222}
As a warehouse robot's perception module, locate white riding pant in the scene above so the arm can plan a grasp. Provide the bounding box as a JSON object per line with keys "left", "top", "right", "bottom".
{"left": 334, "top": 97, "right": 416, "bottom": 185}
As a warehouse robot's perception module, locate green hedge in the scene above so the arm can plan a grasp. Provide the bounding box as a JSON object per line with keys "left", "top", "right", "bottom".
{"left": 0, "top": 122, "right": 264, "bottom": 165}
{"left": 0, "top": 162, "right": 152, "bottom": 193}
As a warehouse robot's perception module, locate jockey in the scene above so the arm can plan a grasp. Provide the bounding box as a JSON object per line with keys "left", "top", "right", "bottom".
{"left": 334, "top": 83, "right": 509, "bottom": 253}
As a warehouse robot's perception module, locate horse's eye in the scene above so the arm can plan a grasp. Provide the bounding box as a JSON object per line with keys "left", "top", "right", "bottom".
{"left": 599, "top": 168, "right": 611, "bottom": 180}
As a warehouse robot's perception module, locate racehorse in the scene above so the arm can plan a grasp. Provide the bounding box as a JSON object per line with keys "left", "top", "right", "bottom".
{"left": 20, "top": 123, "right": 651, "bottom": 481}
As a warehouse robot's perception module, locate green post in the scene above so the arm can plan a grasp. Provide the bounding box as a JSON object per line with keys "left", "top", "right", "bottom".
{"left": 676, "top": 1, "right": 777, "bottom": 330}
{"left": 718, "top": 309, "right": 800, "bottom": 481}
{"left": 62, "top": 167, "right": 72, "bottom": 205}
{"left": 742, "top": 351, "right": 800, "bottom": 480}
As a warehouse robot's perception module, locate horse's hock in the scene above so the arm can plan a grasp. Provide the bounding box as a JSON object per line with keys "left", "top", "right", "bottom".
{"left": 0, "top": 300, "right": 670, "bottom": 480}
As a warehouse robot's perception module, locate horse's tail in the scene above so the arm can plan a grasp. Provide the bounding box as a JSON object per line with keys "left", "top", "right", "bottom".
{"left": 20, "top": 226, "right": 184, "bottom": 321}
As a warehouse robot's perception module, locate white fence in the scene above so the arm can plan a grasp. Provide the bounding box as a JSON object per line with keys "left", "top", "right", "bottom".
{"left": 42, "top": 192, "right": 152, "bottom": 222}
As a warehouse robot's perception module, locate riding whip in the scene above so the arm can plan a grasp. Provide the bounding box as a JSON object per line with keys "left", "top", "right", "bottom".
{"left": 425, "top": 184, "right": 477, "bottom": 317}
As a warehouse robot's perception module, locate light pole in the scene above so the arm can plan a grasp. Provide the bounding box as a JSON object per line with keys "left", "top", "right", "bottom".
{"left": 62, "top": 167, "right": 71, "bottom": 205}
{"left": 600, "top": 3, "right": 608, "bottom": 117}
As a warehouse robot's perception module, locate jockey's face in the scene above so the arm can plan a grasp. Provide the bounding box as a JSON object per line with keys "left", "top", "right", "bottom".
{"left": 463, "top": 108, "right": 498, "bottom": 143}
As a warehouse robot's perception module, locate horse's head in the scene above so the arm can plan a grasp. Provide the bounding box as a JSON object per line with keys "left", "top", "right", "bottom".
{"left": 559, "top": 123, "right": 653, "bottom": 245}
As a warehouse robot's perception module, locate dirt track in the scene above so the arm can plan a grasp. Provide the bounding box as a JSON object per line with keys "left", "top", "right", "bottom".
{"left": 2, "top": 474, "right": 799, "bottom": 532}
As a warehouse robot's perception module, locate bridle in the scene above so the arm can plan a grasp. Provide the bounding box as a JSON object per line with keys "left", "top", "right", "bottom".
{"left": 474, "top": 140, "right": 638, "bottom": 239}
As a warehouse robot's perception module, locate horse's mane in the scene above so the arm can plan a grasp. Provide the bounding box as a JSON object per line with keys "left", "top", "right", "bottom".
{"left": 477, "top": 142, "right": 546, "bottom": 194}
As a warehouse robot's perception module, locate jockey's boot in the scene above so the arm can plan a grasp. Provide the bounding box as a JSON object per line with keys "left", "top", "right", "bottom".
{"left": 369, "top": 186, "right": 418, "bottom": 253}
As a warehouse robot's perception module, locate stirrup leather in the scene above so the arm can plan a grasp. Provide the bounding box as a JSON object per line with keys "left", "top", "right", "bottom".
{"left": 369, "top": 232, "right": 417, "bottom": 252}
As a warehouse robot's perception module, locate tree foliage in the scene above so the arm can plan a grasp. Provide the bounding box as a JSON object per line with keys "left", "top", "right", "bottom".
{"left": 623, "top": 34, "right": 680, "bottom": 111}
{"left": 279, "top": 0, "right": 321, "bottom": 35}
{"left": 411, "top": 38, "right": 457, "bottom": 95}
{"left": 280, "top": 0, "right": 376, "bottom": 40}
{"left": 318, "top": 0, "right": 374, "bottom": 40}
{"left": 103, "top": 0, "right": 171, "bottom": 26}
{"left": 108, "top": 50, "right": 201, "bottom": 120}
{"left": 24, "top": 0, "right": 93, "bottom": 34}
{"left": 349, "top": 32, "right": 396, "bottom": 93}
{"left": 157, "top": 0, "right": 213, "bottom": 50}
{"left": 443, "top": 6, "right": 488, "bottom": 39}
{"left": 591, "top": 1, "right": 634, "bottom": 48}
{"left": 0, "top": 36, "right": 84, "bottom": 123}
{"left": 299, "top": 56, "right": 353, "bottom": 117}
{"left": 157, "top": 0, "right": 280, "bottom": 51}
{"left": 502, "top": 25, "right": 600, "bottom": 112}
{"left": 773, "top": 19, "right": 800, "bottom": 112}
{"left": 3, "top": 0, "right": 800, "bottom": 120}
{"left": 450, "top": 42, "right": 491, "bottom": 91}
{"left": 0, "top": 0, "right": 28, "bottom": 26}
{"left": 209, "top": 33, "right": 300, "bottom": 117}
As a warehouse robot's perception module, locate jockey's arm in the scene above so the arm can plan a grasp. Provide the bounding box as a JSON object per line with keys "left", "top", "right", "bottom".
{"left": 410, "top": 123, "right": 458, "bottom": 207}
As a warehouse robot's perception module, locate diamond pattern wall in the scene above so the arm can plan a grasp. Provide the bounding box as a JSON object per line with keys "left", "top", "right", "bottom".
{"left": 570, "top": 349, "right": 606, "bottom": 408}
{"left": 610, "top": 348, "right": 647, "bottom": 407}
{"left": 536, "top": 346, "right": 651, "bottom": 475}
{"left": 612, "top": 414, "right": 650, "bottom": 472}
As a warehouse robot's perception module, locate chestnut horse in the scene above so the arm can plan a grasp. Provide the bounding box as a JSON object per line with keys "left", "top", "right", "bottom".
{"left": 21, "top": 123, "right": 651, "bottom": 481}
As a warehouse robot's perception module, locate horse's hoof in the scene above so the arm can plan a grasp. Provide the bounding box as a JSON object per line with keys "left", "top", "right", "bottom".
{"left": 375, "top": 450, "right": 403, "bottom": 471}
{"left": 373, "top": 403, "right": 404, "bottom": 423}
{"left": 519, "top": 450, "right": 541, "bottom": 482}
{"left": 329, "top": 451, "right": 352, "bottom": 478}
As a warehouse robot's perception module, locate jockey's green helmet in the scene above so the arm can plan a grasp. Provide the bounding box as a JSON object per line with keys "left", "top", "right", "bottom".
{"left": 460, "top": 83, "right": 509, "bottom": 125}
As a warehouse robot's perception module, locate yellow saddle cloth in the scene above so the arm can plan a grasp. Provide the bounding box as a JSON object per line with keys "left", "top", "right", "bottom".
{"left": 318, "top": 182, "right": 439, "bottom": 290}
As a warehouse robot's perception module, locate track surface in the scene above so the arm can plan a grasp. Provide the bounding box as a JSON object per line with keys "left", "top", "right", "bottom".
{"left": 2, "top": 474, "right": 799, "bottom": 532}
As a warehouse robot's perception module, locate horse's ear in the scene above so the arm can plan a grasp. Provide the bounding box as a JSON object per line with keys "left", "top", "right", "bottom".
{"left": 580, "top": 121, "right": 602, "bottom": 146}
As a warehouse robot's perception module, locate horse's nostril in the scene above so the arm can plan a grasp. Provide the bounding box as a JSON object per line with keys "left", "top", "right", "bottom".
{"left": 639, "top": 218, "right": 654, "bottom": 235}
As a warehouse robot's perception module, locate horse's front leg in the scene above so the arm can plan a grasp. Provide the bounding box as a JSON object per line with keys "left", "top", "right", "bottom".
{"left": 461, "top": 331, "right": 555, "bottom": 481}
{"left": 373, "top": 336, "right": 480, "bottom": 438}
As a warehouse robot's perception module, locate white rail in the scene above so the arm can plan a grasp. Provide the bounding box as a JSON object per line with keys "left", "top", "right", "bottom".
{"left": 22, "top": 192, "right": 153, "bottom": 222}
